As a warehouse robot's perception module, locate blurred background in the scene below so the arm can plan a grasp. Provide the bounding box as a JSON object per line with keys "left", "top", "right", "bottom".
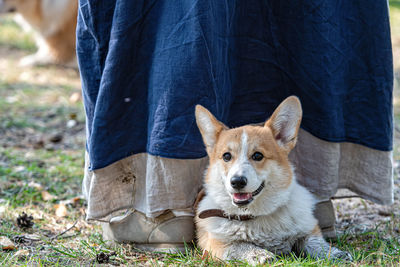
{"left": 0, "top": 1, "right": 399, "bottom": 265}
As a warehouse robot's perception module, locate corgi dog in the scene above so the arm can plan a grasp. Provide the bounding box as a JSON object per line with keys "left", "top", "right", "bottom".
{"left": 0, "top": 0, "right": 77, "bottom": 67}
{"left": 194, "top": 96, "right": 351, "bottom": 264}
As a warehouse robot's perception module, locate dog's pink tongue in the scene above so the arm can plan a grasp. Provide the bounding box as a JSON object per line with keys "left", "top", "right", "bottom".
{"left": 233, "top": 193, "right": 252, "bottom": 201}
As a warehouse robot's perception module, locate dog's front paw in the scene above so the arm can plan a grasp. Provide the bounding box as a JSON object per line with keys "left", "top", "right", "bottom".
{"left": 331, "top": 248, "right": 352, "bottom": 261}
{"left": 244, "top": 247, "right": 274, "bottom": 265}
{"left": 19, "top": 53, "right": 52, "bottom": 67}
{"left": 223, "top": 243, "right": 274, "bottom": 265}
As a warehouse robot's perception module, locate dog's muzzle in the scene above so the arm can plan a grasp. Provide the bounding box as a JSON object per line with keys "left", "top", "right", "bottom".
{"left": 232, "top": 181, "right": 265, "bottom": 206}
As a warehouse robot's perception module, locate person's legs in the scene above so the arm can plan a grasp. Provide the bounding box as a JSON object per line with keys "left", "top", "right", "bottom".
{"left": 290, "top": 129, "right": 393, "bottom": 239}
{"left": 313, "top": 200, "right": 336, "bottom": 239}
{"left": 83, "top": 152, "right": 208, "bottom": 252}
{"left": 101, "top": 210, "right": 195, "bottom": 253}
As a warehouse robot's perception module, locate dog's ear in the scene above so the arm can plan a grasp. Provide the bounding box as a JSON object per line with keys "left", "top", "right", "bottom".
{"left": 195, "top": 105, "right": 227, "bottom": 152}
{"left": 265, "top": 96, "right": 302, "bottom": 152}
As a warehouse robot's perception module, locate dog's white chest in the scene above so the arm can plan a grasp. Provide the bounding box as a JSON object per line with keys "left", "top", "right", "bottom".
{"left": 198, "top": 174, "right": 318, "bottom": 255}
{"left": 202, "top": 186, "right": 317, "bottom": 254}
{"left": 208, "top": 216, "right": 305, "bottom": 254}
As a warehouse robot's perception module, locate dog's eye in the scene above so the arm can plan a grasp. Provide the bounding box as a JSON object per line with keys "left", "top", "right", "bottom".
{"left": 222, "top": 152, "right": 232, "bottom": 162}
{"left": 252, "top": 152, "right": 264, "bottom": 161}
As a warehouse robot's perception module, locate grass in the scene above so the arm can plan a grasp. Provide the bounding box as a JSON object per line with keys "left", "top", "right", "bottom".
{"left": 0, "top": 148, "right": 83, "bottom": 203}
{"left": 1, "top": 6, "right": 400, "bottom": 266}
{"left": 0, "top": 16, "right": 35, "bottom": 51}
{"left": 390, "top": 0, "right": 400, "bottom": 74}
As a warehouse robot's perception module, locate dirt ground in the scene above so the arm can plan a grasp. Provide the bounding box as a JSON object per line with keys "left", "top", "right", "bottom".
{"left": 0, "top": 46, "right": 85, "bottom": 152}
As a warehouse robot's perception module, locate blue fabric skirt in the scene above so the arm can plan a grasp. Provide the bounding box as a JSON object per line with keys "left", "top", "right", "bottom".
{"left": 77, "top": 0, "right": 393, "bottom": 170}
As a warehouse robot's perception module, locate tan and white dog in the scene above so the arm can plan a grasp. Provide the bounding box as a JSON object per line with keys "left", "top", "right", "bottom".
{"left": 194, "top": 96, "right": 351, "bottom": 264}
{"left": 0, "top": 0, "right": 77, "bottom": 67}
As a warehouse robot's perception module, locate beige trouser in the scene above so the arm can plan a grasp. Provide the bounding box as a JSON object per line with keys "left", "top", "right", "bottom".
{"left": 83, "top": 129, "right": 393, "bottom": 222}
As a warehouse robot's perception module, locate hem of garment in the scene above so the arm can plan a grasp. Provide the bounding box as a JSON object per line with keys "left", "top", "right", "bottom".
{"left": 300, "top": 125, "right": 392, "bottom": 152}
{"left": 290, "top": 129, "right": 393, "bottom": 206}
{"left": 86, "top": 205, "right": 134, "bottom": 222}
{"left": 83, "top": 152, "right": 207, "bottom": 221}
{"left": 84, "top": 129, "right": 393, "bottom": 222}
{"left": 89, "top": 149, "right": 208, "bottom": 171}
{"left": 339, "top": 185, "right": 393, "bottom": 205}
{"left": 88, "top": 125, "right": 392, "bottom": 170}
{"left": 86, "top": 206, "right": 196, "bottom": 222}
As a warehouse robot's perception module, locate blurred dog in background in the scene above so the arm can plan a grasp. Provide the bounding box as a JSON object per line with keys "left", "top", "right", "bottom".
{"left": 0, "top": 0, "right": 78, "bottom": 68}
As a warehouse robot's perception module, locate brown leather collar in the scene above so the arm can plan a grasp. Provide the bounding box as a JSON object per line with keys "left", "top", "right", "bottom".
{"left": 198, "top": 209, "right": 255, "bottom": 221}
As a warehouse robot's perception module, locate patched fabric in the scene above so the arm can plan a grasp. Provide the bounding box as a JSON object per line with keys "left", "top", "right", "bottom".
{"left": 77, "top": 0, "right": 393, "bottom": 170}
{"left": 83, "top": 130, "right": 393, "bottom": 221}
{"left": 83, "top": 152, "right": 208, "bottom": 220}
{"left": 290, "top": 130, "right": 393, "bottom": 205}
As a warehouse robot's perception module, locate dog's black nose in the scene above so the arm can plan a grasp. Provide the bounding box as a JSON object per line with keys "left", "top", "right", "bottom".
{"left": 230, "top": 176, "right": 247, "bottom": 189}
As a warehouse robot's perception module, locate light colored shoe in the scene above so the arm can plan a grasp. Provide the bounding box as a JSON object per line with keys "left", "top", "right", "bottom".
{"left": 314, "top": 200, "right": 337, "bottom": 239}
{"left": 101, "top": 210, "right": 194, "bottom": 253}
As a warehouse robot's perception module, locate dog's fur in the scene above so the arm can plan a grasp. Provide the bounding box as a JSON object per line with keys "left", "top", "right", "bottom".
{"left": 0, "top": 0, "right": 77, "bottom": 67}
{"left": 194, "top": 96, "right": 351, "bottom": 264}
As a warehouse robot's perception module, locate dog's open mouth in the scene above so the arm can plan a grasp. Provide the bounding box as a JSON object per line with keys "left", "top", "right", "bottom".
{"left": 232, "top": 181, "right": 265, "bottom": 206}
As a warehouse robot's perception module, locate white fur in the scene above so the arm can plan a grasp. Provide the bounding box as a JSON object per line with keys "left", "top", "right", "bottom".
{"left": 268, "top": 97, "right": 302, "bottom": 150}
{"left": 196, "top": 108, "right": 217, "bottom": 148}
{"left": 226, "top": 131, "right": 263, "bottom": 195}
{"left": 13, "top": 14, "right": 32, "bottom": 32}
{"left": 271, "top": 104, "right": 299, "bottom": 141}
